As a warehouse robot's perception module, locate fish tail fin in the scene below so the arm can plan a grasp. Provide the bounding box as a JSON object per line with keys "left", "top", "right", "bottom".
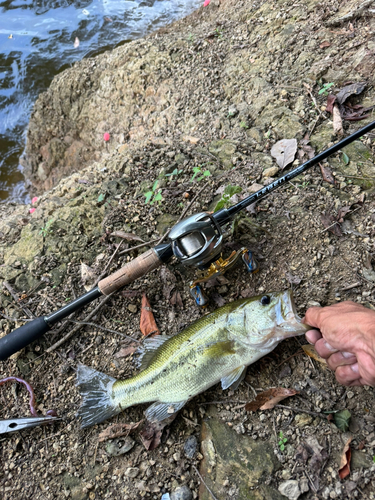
{"left": 76, "top": 364, "right": 120, "bottom": 428}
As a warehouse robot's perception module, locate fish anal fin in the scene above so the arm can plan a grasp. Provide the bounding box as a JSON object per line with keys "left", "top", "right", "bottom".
{"left": 145, "top": 400, "right": 187, "bottom": 423}
{"left": 136, "top": 335, "right": 170, "bottom": 370}
{"left": 221, "top": 365, "right": 247, "bottom": 390}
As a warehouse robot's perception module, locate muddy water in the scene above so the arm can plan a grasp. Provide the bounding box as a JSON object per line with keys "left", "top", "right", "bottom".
{"left": 0, "top": 0, "right": 201, "bottom": 202}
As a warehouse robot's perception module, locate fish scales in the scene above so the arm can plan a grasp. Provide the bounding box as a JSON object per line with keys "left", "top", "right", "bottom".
{"left": 77, "top": 291, "right": 308, "bottom": 428}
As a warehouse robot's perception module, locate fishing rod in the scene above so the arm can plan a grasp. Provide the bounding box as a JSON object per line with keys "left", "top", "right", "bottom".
{"left": 1, "top": 120, "right": 374, "bottom": 360}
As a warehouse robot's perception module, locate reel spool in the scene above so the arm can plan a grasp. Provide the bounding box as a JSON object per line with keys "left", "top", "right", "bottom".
{"left": 168, "top": 212, "right": 257, "bottom": 306}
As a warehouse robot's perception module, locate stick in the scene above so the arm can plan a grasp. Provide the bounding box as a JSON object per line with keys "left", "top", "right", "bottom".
{"left": 192, "top": 465, "right": 219, "bottom": 500}
{"left": 46, "top": 294, "right": 114, "bottom": 353}
{"left": 3, "top": 281, "right": 35, "bottom": 319}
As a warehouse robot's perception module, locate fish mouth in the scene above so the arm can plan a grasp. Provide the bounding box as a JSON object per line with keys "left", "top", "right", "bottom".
{"left": 275, "top": 290, "right": 309, "bottom": 338}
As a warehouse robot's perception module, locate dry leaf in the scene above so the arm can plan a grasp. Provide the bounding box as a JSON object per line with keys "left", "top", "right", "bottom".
{"left": 302, "top": 345, "right": 327, "bottom": 364}
{"left": 183, "top": 135, "right": 200, "bottom": 144}
{"left": 170, "top": 290, "right": 183, "bottom": 308}
{"left": 121, "top": 289, "right": 142, "bottom": 299}
{"left": 80, "top": 262, "right": 97, "bottom": 291}
{"left": 110, "top": 231, "right": 145, "bottom": 243}
{"left": 333, "top": 104, "right": 344, "bottom": 135}
{"left": 140, "top": 294, "right": 160, "bottom": 336}
{"left": 339, "top": 437, "right": 352, "bottom": 480}
{"left": 139, "top": 414, "right": 176, "bottom": 450}
{"left": 336, "top": 82, "right": 366, "bottom": 105}
{"left": 114, "top": 345, "right": 138, "bottom": 358}
{"left": 245, "top": 387, "right": 299, "bottom": 412}
{"left": 320, "top": 41, "right": 331, "bottom": 48}
{"left": 98, "top": 421, "right": 142, "bottom": 442}
{"left": 326, "top": 94, "right": 337, "bottom": 113}
{"left": 321, "top": 213, "right": 343, "bottom": 237}
{"left": 319, "top": 163, "right": 335, "bottom": 184}
{"left": 270, "top": 139, "right": 298, "bottom": 169}
{"left": 285, "top": 272, "right": 302, "bottom": 285}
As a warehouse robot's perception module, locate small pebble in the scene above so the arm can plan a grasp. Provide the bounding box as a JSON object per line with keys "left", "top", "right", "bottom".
{"left": 184, "top": 436, "right": 198, "bottom": 459}
{"left": 170, "top": 485, "right": 193, "bottom": 500}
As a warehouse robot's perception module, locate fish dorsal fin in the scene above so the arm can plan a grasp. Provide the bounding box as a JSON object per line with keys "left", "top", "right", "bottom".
{"left": 136, "top": 335, "right": 170, "bottom": 370}
{"left": 221, "top": 365, "right": 247, "bottom": 390}
{"left": 145, "top": 400, "right": 187, "bottom": 422}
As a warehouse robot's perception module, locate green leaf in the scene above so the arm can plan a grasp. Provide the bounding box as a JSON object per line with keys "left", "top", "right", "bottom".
{"left": 224, "top": 185, "right": 242, "bottom": 197}
{"left": 203, "top": 170, "right": 211, "bottom": 177}
{"left": 144, "top": 191, "right": 153, "bottom": 204}
{"left": 97, "top": 193, "right": 106, "bottom": 203}
{"left": 152, "top": 180, "right": 159, "bottom": 191}
{"left": 342, "top": 152, "right": 350, "bottom": 165}
{"left": 154, "top": 192, "right": 163, "bottom": 203}
{"left": 333, "top": 409, "right": 351, "bottom": 431}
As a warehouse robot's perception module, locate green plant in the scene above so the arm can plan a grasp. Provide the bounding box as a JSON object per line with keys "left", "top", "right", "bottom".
{"left": 144, "top": 180, "right": 163, "bottom": 205}
{"left": 190, "top": 166, "right": 211, "bottom": 183}
{"left": 278, "top": 431, "right": 288, "bottom": 451}
{"left": 240, "top": 121, "right": 248, "bottom": 129}
{"left": 165, "top": 168, "right": 183, "bottom": 181}
{"left": 40, "top": 219, "right": 53, "bottom": 237}
{"left": 187, "top": 33, "right": 195, "bottom": 42}
{"left": 318, "top": 82, "right": 334, "bottom": 96}
{"left": 214, "top": 185, "right": 242, "bottom": 212}
{"left": 373, "top": 455, "right": 375, "bottom": 463}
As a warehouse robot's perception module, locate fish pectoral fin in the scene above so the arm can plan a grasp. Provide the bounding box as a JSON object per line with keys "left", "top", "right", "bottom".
{"left": 136, "top": 335, "right": 170, "bottom": 370}
{"left": 203, "top": 339, "right": 237, "bottom": 359}
{"left": 221, "top": 365, "right": 247, "bottom": 390}
{"left": 145, "top": 400, "right": 187, "bottom": 423}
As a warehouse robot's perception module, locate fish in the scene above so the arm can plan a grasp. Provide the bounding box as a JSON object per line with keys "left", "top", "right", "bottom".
{"left": 76, "top": 290, "right": 308, "bottom": 428}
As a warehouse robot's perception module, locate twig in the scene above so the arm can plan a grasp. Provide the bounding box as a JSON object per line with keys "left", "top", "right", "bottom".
{"left": 156, "top": 181, "right": 210, "bottom": 246}
{"left": 46, "top": 294, "right": 114, "bottom": 353}
{"left": 2, "top": 281, "right": 35, "bottom": 319}
{"left": 192, "top": 465, "right": 218, "bottom": 500}
{"left": 95, "top": 240, "right": 125, "bottom": 285}
{"left": 305, "top": 469, "right": 318, "bottom": 493}
{"left": 274, "top": 404, "right": 327, "bottom": 419}
{"left": 119, "top": 239, "right": 159, "bottom": 256}
{"left": 0, "top": 312, "right": 33, "bottom": 322}
{"left": 341, "top": 282, "right": 361, "bottom": 291}
{"left": 67, "top": 320, "right": 138, "bottom": 342}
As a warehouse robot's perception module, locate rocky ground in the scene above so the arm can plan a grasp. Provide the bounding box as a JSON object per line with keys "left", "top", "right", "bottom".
{"left": 1, "top": 0, "right": 375, "bottom": 498}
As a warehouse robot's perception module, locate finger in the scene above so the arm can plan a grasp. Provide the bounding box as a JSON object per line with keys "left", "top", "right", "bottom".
{"left": 335, "top": 363, "right": 361, "bottom": 386}
{"left": 304, "top": 307, "right": 323, "bottom": 329}
{"left": 305, "top": 329, "right": 322, "bottom": 345}
{"left": 314, "top": 337, "right": 339, "bottom": 359}
{"left": 326, "top": 351, "right": 357, "bottom": 371}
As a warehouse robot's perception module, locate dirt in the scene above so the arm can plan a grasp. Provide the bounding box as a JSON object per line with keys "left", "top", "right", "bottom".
{"left": 1, "top": 0, "right": 375, "bottom": 498}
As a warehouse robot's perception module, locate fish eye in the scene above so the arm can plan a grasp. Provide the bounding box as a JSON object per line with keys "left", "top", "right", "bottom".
{"left": 260, "top": 295, "right": 270, "bottom": 305}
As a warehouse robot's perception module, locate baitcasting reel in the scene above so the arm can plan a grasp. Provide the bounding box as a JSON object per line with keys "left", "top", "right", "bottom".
{"left": 168, "top": 212, "right": 258, "bottom": 306}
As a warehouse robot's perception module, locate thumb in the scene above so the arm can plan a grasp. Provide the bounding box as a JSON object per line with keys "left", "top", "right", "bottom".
{"left": 304, "top": 306, "right": 323, "bottom": 329}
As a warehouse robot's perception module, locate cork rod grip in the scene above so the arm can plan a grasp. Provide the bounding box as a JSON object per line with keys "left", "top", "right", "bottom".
{"left": 98, "top": 248, "right": 162, "bottom": 295}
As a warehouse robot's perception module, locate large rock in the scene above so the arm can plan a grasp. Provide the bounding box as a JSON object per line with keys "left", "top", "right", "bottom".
{"left": 199, "top": 418, "right": 282, "bottom": 500}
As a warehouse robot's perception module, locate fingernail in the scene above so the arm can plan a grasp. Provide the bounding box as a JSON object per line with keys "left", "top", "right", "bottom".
{"left": 324, "top": 341, "right": 337, "bottom": 352}
{"left": 342, "top": 351, "right": 355, "bottom": 359}
{"left": 350, "top": 363, "right": 359, "bottom": 373}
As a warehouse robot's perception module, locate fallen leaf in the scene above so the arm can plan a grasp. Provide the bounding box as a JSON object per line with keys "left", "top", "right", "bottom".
{"left": 337, "top": 206, "right": 351, "bottom": 223}
{"left": 339, "top": 437, "right": 352, "bottom": 480}
{"left": 270, "top": 139, "right": 298, "bottom": 169}
{"left": 98, "top": 421, "right": 143, "bottom": 442}
{"left": 210, "top": 291, "right": 226, "bottom": 307}
{"left": 245, "top": 387, "right": 299, "bottom": 412}
{"left": 319, "top": 163, "right": 336, "bottom": 184}
{"left": 183, "top": 135, "right": 200, "bottom": 144}
{"left": 302, "top": 344, "right": 327, "bottom": 364}
{"left": 320, "top": 41, "right": 331, "bottom": 48}
{"left": 170, "top": 290, "right": 183, "bottom": 308}
{"left": 121, "top": 289, "right": 142, "bottom": 299}
{"left": 140, "top": 294, "right": 160, "bottom": 336}
{"left": 110, "top": 231, "right": 145, "bottom": 243}
{"left": 333, "top": 104, "right": 343, "bottom": 135}
{"left": 285, "top": 272, "right": 302, "bottom": 285}
{"left": 333, "top": 409, "right": 351, "bottom": 431}
{"left": 139, "top": 414, "right": 176, "bottom": 450}
{"left": 320, "top": 213, "right": 343, "bottom": 237}
{"left": 114, "top": 345, "right": 138, "bottom": 358}
{"left": 336, "top": 82, "right": 366, "bottom": 105}
{"left": 326, "top": 94, "right": 337, "bottom": 113}
{"left": 80, "top": 262, "right": 98, "bottom": 291}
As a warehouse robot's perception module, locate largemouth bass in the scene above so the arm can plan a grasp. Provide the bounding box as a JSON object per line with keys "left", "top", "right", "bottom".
{"left": 77, "top": 290, "right": 308, "bottom": 428}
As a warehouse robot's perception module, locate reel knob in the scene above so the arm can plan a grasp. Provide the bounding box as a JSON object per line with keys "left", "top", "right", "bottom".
{"left": 168, "top": 212, "right": 223, "bottom": 268}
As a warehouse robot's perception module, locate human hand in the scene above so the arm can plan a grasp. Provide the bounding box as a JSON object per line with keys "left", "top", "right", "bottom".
{"left": 304, "top": 301, "right": 375, "bottom": 387}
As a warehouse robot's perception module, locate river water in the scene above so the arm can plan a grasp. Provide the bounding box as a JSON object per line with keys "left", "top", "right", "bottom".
{"left": 0, "top": 0, "right": 201, "bottom": 203}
